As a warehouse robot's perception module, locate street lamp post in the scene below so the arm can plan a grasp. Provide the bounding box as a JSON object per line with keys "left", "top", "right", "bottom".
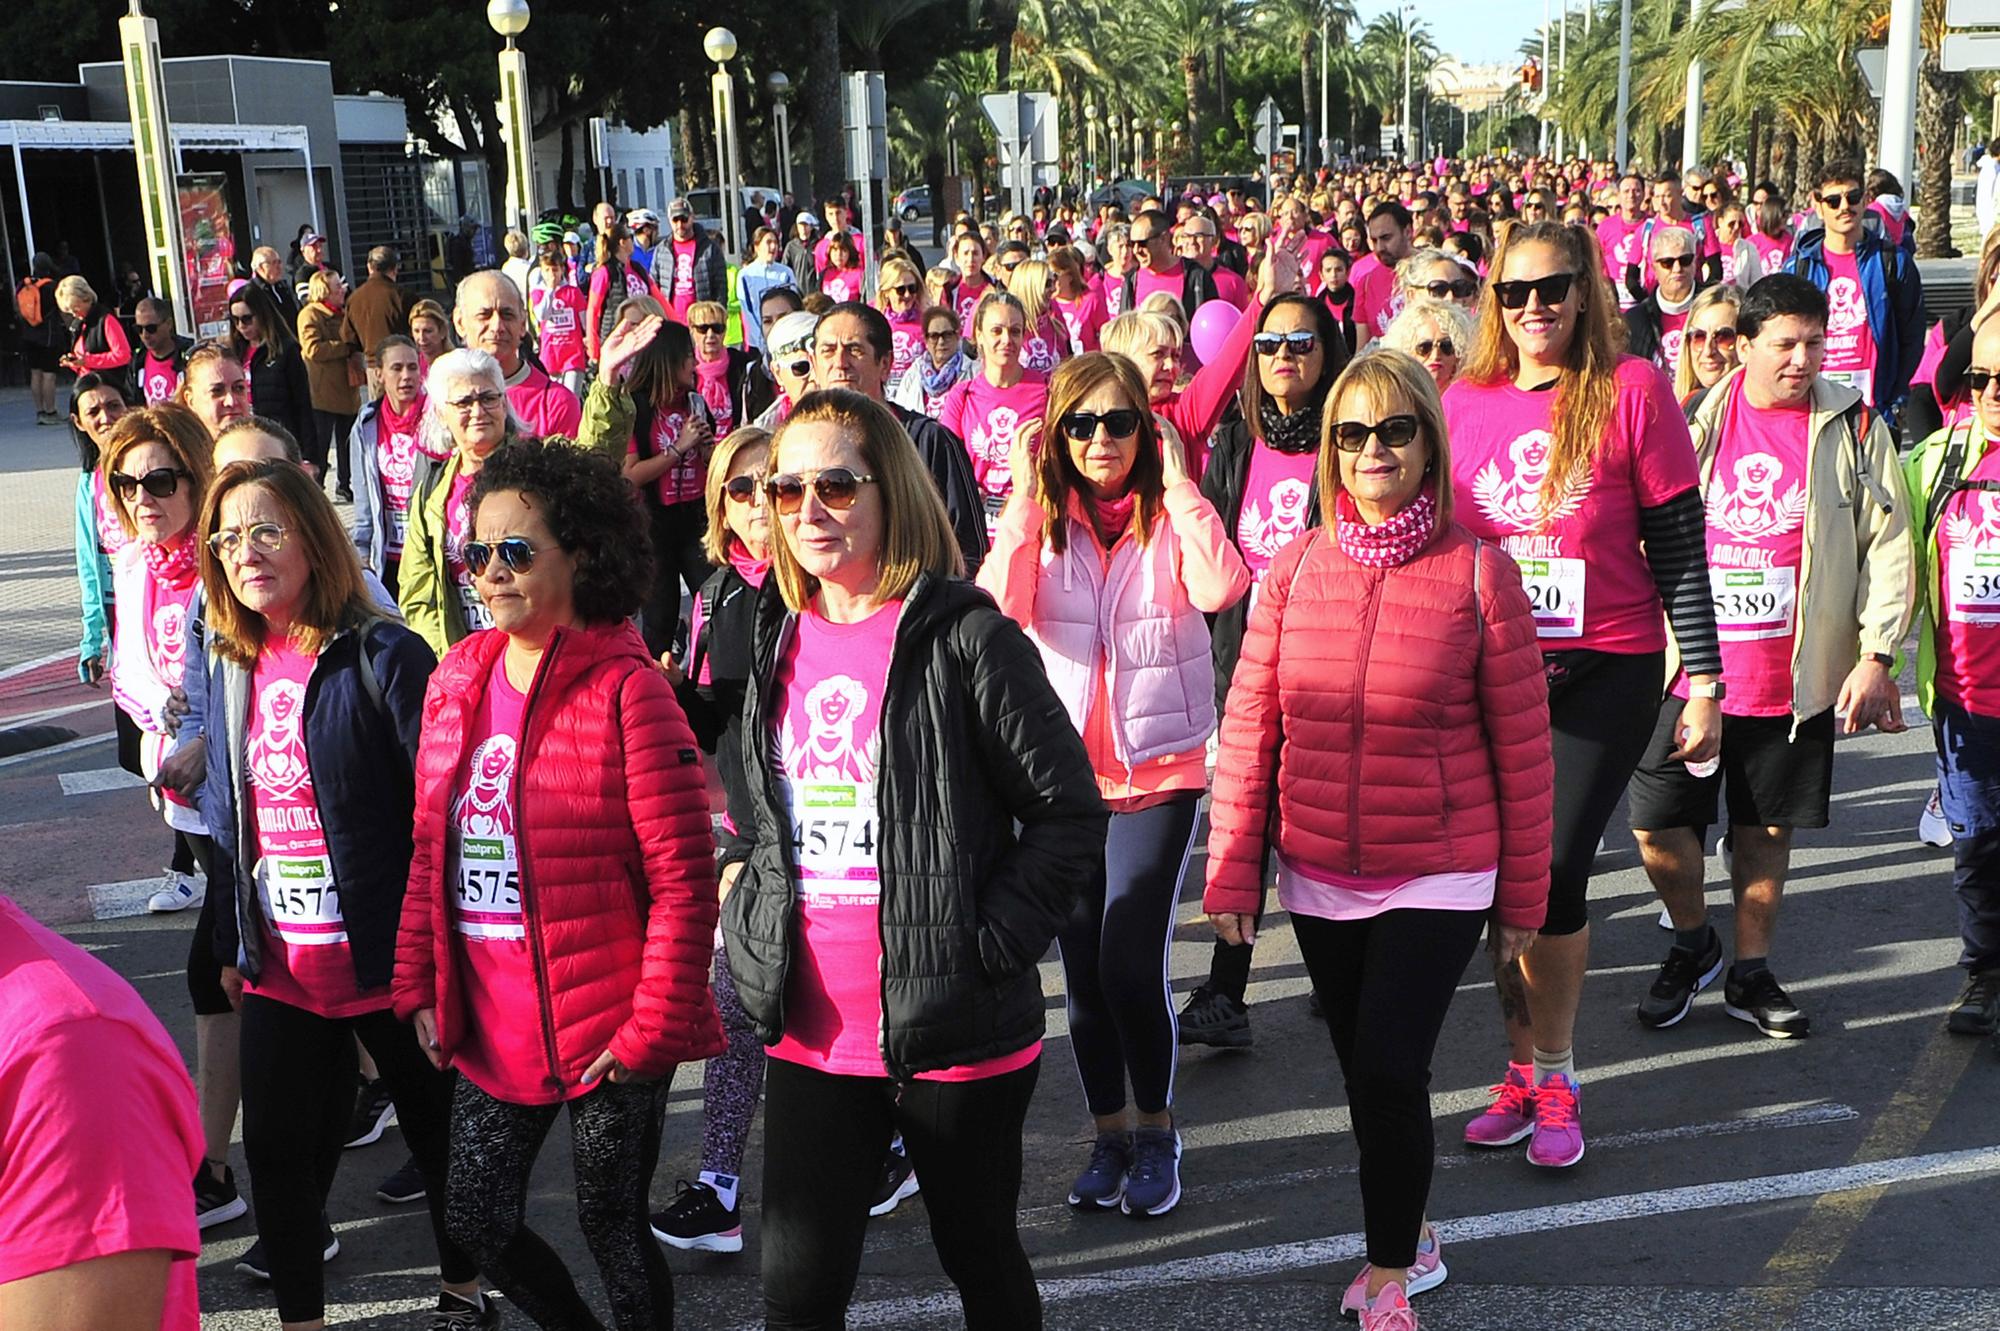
{"left": 1613, "top": 0, "right": 1633, "bottom": 171}
{"left": 1555, "top": 1, "right": 1568, "bottom": 160}
{"left": 119, "top": 0, "right": 193, "bottom": 333}
{"left": 767, "top": 71, "right": 794, "bottom": 201}
{"left": 1681, "top": 0, "right": 1704, "bottom": 171}
{"left": 704, "top": 27, "right": 743, "bottom": 259}
{"left": 1085, "top": 101, "right": 1099, "bottom": 189}
{"left": 1109, "top": 111, "right": 1123, "bottom": 181}
{"left": 1401, "top": 5, "right": 1414, "bottom": 164}
{"left": 487, "top": 0, "right": 536, "bottom": 235}
{"left": 1155, "top": 117, "right": 1167, "bottom": 194}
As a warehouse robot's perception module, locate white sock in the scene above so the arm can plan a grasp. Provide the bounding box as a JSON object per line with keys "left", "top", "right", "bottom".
{"left": 698, "top": 1170, "right": 740, "bottom": 1212}
{"left": 1531, "top": 1046, "right": 1576, "bottom": 1084}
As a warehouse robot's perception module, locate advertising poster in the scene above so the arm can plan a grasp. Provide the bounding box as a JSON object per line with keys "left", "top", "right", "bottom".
{"left": 177, "top": 174, "right": 236, "bottom": 339}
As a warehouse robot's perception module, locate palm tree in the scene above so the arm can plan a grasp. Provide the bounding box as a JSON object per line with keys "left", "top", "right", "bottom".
{"left": 1258, "top": 0, "right": 1359, "bottom": 174}
{"left": 1917, "top": 0, "right": 1963, "bottom": 257}
{"left": 1358, "top": 10, "right": 1436, "bottom": 157}
{"left": 1132, "top": 0, "right": 1250, "bottom": 172}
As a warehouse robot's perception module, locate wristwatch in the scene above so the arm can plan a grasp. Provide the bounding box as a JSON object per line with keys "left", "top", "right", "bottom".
{"left": 1868, "top": 651, "right": 1895, "bottom": 669}
{"left": 1687, "top": 680, "right": 1727, "bottom": 701}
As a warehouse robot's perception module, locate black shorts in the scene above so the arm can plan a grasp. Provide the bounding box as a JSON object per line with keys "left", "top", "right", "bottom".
{"left": 1627, "top": 700, "right": 1835, "bottom": 833}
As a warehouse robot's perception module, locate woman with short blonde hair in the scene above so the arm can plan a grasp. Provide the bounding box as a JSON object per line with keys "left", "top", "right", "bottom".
{"left": 875, "top": 255, "right": 927, "bottom": 380}
{"left": 1382, "top": 296, "right": 1473, "bottom": 395}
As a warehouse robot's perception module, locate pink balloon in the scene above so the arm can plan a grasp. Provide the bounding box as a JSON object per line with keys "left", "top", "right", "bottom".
{"left": 1188, "top": 299, "right": 1242, "bottom": 367}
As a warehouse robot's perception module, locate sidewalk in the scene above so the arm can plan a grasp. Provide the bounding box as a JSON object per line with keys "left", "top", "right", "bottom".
{"left": 0, "top": 384, "right": 86, "bottom": 679}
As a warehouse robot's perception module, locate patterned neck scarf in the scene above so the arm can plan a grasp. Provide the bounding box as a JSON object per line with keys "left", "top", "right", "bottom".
{"left": 142, "top": 530, "right": 200, "bottom": 589}
{"left": 1335, "top": 484, "right": 1436, "bottom": 568}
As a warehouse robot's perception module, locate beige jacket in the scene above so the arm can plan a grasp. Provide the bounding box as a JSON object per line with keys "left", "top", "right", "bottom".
{"left": 1666, "top": 368, "right": 1916, "bottom": 732}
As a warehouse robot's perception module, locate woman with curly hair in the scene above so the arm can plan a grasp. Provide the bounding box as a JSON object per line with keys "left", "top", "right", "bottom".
{"left": 394, "top": 436, "right": 723, "bottom": 1330}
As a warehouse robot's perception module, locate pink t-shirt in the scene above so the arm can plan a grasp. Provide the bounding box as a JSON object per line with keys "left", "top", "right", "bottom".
{"left": 1352, "top": 262, "right": 1399, "bottom": 339}
{"left": 1212, "top": 265, "right": 1251, "bottom": 311}
{"left": 141, "top": 567, "right": 200, "bottom": 816}
{"left": 93, "top": 473, "right": 128, "bottom": 556}
{"left": 626, "top": 393, "right": 708, "bottom": 506}
{"left": 242, "top": 638, "right": 390, "bottom": 1017}
{"left": 1656, "top": 308, "right": 1691, "bottom": 378}
{"left": 768, "top": 604, "right": 1039, "bottom": 1082}
{"left": 1673, "top": 381, "right": 1810, "bottom": 717}
{"left": 1821, "top": 249, "right": 1879, "bottom": 405}
{"left": 937, "top": 372, "right": 1049, "bottom": 536}
{"left": 1750, "top": 232, "right": 1789, "bottom": 274}
{"left": 954, "top": 276, "right": 992, "bottom": 332}
{"left": 1276, "top": 853, "right": 1496, "bottom": 921}
{"left": 1052, "top": 290, "right": 1107, "bottom": 355}
{"left": 821, "top": 267, "right": 864, "bottom": 305}
{"left": 1101, "top": 276, "right": 1128, "bottom": 319}
{"left": 444, "top": 466, "right": 495, "bottom": 634}
{"left": 1133, "top": 263, "right": 1187, "bottom": 312}
{"left": 1445, "top": 357, "right": 1702, "bottom": 652}
{"left": 1020, "top": 317, "right": 1065, "bottom": 375}
{"left": 532, "top": 284, "right": 588, "bottom": 375}
{"left": 669, "top": 239, "right": 699, "bottom": 321}
{"left": 140, "top": 351, "right": 181, "bottom": 405}
{"left": 1934, "top": 435, "right": 2000, "bottom": 715}
{"left": 887, "top": 309, "right": 924, "bottom": 381}
{"left": 506, "top": 365, "right": 584, "bottom": 441}
{"left": 0, "top": 897, "right": 202, "bottom": 1331}
{"left": 1596, "top": 214, "right": 1647, "bottom": 308}
{"left": 1235, "top": 442, "right": 1318, "bottom": 598}
{"left": 449, "top": 654, "right": 568, "bottom": 1103}
{"left": 376, "top": 396, "right": 424, "bottom": 556}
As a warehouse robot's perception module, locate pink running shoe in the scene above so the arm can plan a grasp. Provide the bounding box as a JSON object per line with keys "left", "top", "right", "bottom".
{"left": 1526, "top": 1072, "right": 1585, "bottom": 1168}
{"left": 1359, "top": 1282, "right": 1420, "bottom": 1331}
{"left": 1338, "top": 1229, "right": 1447, "bottom": 1320}
{"left": 1463, "top": 1062, "right": 1537, "bottom": 1148}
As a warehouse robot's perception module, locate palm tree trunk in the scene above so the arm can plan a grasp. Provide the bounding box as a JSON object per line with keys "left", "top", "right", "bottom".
{"left": 807, "top": 1, "right": 844, "bottom": 206}
{"left": 1751, "top": 111, "right": 1769, "bottom": 190}
{"left": 1774, "top": 123, "right": 1797, "bottom": 206}
{"left": 1917, "top": 46, "right": 1959, "bottom": 258}
{"left": 1300, "top": 41, "right": 1315, "bottom": 176}
{"left": 1185, "top": 54, "right": 1205, "bottom": 172}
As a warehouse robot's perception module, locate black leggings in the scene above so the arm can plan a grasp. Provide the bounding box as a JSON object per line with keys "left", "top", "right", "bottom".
{"left": 1058, "top": 792, "right": 1200, "bottom": 1115}
{"left": 447, "top": 1074, "right": 675, "bottom": 1331}
{"left": 315, "top": 409, "right": 357, "bottom": 488}
{"left": 1294, "top": 908, "right": 1487, "bottom": 1268}
{"left": 1203, "top": 849, "right": 1271, "bottom": 1004}
{"left": 182, "top": 831, "right": 231, "bottom": 1015}
{"left": 239, "top": 995, "right": 473, "bottom": 1322}
{"left": 640, "top": 500, "right": 713, "bottom": 657}
{"left": 1542, "top": 649, "right": 1665, "bottom": 936}
{"left": 761, "top": 1055, "right": 1041, "bottom": 1331}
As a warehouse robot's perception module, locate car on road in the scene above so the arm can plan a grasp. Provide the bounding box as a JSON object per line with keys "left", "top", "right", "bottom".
{"left": 893, "top": 185, "right": 932, "bottom": 220}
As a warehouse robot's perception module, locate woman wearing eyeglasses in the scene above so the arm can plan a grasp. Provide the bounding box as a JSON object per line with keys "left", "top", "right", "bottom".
{"left": 228, "top": 284, "right": 314, "bottom": 477}
{"left": 1444, "top": 220, "right": 1720, "bottom": 1170}
{"left": 1708, "top": 203, "right": 1764, "bottom": 289}
{"left": 1394, "top": 248, "right": 1481, "bottom": 318}
{"left": 980, "top": 353, "right": 1248, "bottom": 1218}
{"left": 890, "top": 305, "right": 974, "bottom": 418}
{"left": 726, "top": 387, "right": 1102, "bottom": 1327}
{"left": 1672, "top": 285, "right": 1744, "bottom": 410}
{"left": 193, "top": 461, "right": 492, "bottom": 1329}
{"left": 874, "top": 256, "right": 928, "bottom": 382}
{"left": 1208, "top": 347, "right": 1551, "bottom": 1328}
{"left": 1383, "top": 298, "right": 1473, "bottom": 395}
{"left": 395, "top": 436, "right": 721, "bottom": 1331}
{"left": 689, "top": 299, "right": 772, "bottom": 439}
{"left": 938, "top": 292, "right": 1049, "bottom": 539}
{"left": 586, "top": 221, "right": 663, "bottom": 369}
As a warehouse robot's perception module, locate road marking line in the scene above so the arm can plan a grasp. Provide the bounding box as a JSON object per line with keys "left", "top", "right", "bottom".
{"left": 0, "top": 730, "right": 114, "bottom": 769}
{"left": 830, "top": 1141, "right": 2000, "bottom": 1328}
{"left": 59, "top": 766, "right": 147, "bottom": 796}
{"left": 1, "top": 698, "right": 106, "bottom": 727}
{"left": 88, "top": 878, "right": 166, "bottom": 920}
{"left": 0, "top": 649, "right": 71, "bottom": 682}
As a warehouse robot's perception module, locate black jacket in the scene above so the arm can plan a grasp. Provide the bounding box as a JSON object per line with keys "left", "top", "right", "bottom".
{"left": 719, "top": 346, "right": 778, "bottom": 428}
{"left": 677, "top": 562, "right": 761, "bottom": 861}
{"left": 1622, "top": 289, "right": 1702, "bottom": 368}
{"left": 1200, "top": 418, "right": 1322, "bottom": 712}
{"left": 889, "top": 402, "right": 989, "bottom": 576}
{"left": 723, "top": 574, "right": 1107, "bottom": 1078}
{"left": 203, "top": 619, "right": 437, "bottom": 990}
{"left": 1121, "top": 261, "right": 1221, "bottom": 318}
{"left": 244, "top": 340, "right": 314, "bottom": 445}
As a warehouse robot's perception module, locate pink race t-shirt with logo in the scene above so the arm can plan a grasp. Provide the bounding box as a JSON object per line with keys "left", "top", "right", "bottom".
{"left": 1133, "top": 264, "right": 1187, "bottom": 312}
{"left": 1352, "top": 262, "right": 1399, "bottom": 339}
{"left": 887, "top": 309, "right": 924, "bottom": 381}
{"left": 242, "top": 638, "right": 389, "bottom": 1018}
{"left": 1671, "top": 381, "right": 1810, "bottom": 716}
{"left": 141, "top": 352, "right": 181, "bottom": 405}
{"left": 1750, "top": 232, "right": 1789, "bottom": 274}
{"left": 1596, "top": 215, "right": 1647, "bottom": 308}
{"left": 376, "top": 396, "right": 424, "bottom": 557}
{"left": 533, "top": 285, "right": 588, "bottom": 375}
{"left": 625, "top": 395, "right": 709, "bottom": 506}
{"left": 1020, "top": 317, "right": 1065, "bottom": 375}
{"left": 1933, "top": 436, "right": 2000, "bottom": 715}
{"left": 1235, "top": 443, "right": 1318, "bottom": 603}
{"left": 1053, "top": 290, "right": 1106, "bottom": 355}
{"left": 1100, "top": 277, "right": 1128, "bottom": 320}
{"left": 141, "top": 566, "right": 200, "bottom": 815}
{"left": 1656, "top": 308, "right": 1691, "bottom": 378}
{"left": 1821, "top": 249, "right": 1879, "bottom": 405}
{"left": 954, "top": 277, "right": 992, "bottom": 332}
{"left": 444, "top": 467, "right": 495, "bottom": 633}
{"left": 669, "top": 239, "right": 700, "bottom": 321}
{"left": 768, "top": 604, "right": 1039, "bottom": 1082}
{"left": 821, "top": 267, "right": 864, "bottom": 305}
{"left": 1445, "top": 356, "right": 1701, "bottom": 652}
{"left": 937, "top": 373, "right": 1048, "bottom": 536}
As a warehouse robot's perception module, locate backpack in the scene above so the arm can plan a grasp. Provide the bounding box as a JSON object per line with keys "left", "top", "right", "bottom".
{"left": 15, "top": 278, "right": 45, "bottom": 328}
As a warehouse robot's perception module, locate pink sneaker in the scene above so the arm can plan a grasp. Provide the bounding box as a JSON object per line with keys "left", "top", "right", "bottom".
{"left": 1463, "top": 1062, "right": 1537, "bottom": 1148}
{"left": 1359, "top": 1281, "right": 1420, "bottom": 1331}
{"left": 1526, "top": 1071, "right": 1585, "bottom": 1168}
{"left": 1338, "top": 1229, "right": 1447, "bottom": 1319}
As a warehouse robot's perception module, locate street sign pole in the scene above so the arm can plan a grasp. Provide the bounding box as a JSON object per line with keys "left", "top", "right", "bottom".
{"left": 119, "top": 2, "right": 191, "bottom": 332}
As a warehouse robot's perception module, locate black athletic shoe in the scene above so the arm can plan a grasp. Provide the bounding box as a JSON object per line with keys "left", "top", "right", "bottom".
{"left": 344, "top": 1075, "right": 397, "bottom": 1148}
{"left": 427, "top": 1289, "right": 501, "bottom": 1330}
{"left": 335, "top": 485, "right": 355, "bottom": 503}
{"left": 376, "top": 1154, "right": 427, "bottom": 1204}
{"left": 1637, "top": 927, "right": 1725, "bottom": 1029}
{"left": 649, "top": 1179, "right": 744, "bottom": 1253}
{"left": 868, "top": 1144, "right": 920, "bottom": 1217}
{"left": 195, "top": 1162, "right": 247, "bottom": 1229}
{"left": 235, "top": 1217, "right": 339, "bottom": 1280}
{"left": 1947, "top": 968, "right": 2000, "bottom": 1036}
{"left": 1177, "top": 987, "right": 1252, "bottom": 1048}
{"left": 1307, "top": 987, "right": 1325, "bottom": 1021}
{"left": 1724, "top": 969, "right": 1811, "bottom": 1039}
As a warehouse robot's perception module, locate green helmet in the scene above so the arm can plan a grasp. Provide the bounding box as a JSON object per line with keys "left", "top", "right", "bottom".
{"left": 531, "top": 221, "right": 564, "bottom": 245}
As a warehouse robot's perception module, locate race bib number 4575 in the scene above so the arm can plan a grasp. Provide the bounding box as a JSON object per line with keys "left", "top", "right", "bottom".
{"left": 452, "top": 830, "right": 525, "bottom": 940}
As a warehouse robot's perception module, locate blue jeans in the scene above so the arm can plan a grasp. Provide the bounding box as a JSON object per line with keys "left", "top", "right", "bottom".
{"left": 1931, "top": 697, "right": 2000, "bottom": 972}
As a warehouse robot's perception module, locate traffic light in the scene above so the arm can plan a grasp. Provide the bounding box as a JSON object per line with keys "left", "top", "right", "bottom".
{"left": 1520, "top": 58, "right": 1542, "bottom": 94}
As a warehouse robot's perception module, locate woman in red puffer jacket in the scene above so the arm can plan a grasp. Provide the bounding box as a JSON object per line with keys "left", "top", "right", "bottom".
{"left": 394, "top": 437, "right": 721, "bottom": 1329}
{"left": 1203, "top": 349, "right": 1551, "bottom": 1331}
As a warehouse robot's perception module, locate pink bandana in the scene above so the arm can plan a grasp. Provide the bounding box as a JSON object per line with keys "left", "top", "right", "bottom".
{"left": 142, "top": 531, "right": 200, "bottom": 589}
{"left": 1334, "top": 485, "right": 1436, "bottom": 568}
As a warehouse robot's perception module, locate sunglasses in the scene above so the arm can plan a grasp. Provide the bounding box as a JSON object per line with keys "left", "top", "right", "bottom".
{"left": 886, "top": 283, "right": 921, "bottom": 297}
{"left": 1414, "top": 338, "right": 1457, "bottom": 359}
{"left": 766, "top": 466, "right": 876, "bottom": 514}
{"left": 781, "top": 357, "right": 812, "bottom": 378}
{"left": 1967, "top": 369, "right": 2000, "bottom": 394}
{"left": 462, "top": 537, "right": 538, "bottom": 576}
{"left": 1688, "top": 326, "right": 1737, "bottom": 348}
{"left": 691, "top": 322, "right": 725, "bottom": 335}
{"left": 1492, "top": 272, "right": 1576, "bottom": 309}
{"left": 1655, "top": 254, "right": 1696, "bottom": 270}
{"left": 230, "top": 312, "right": 258, "bottom": 326}
{"left": 1332, "top": 415, "right": 1422, "bottom": 452}
{"left": 1819, "top": 188, "right": 1865, "bottom": 209}
{"left": 724, "top": 475, "right": 764, "bottom": 504}
{"left": 925, "top": 329, "right": 959, "bottom": 342}
{"left": 208, "top": 522, "right": 288, "bottom": 556}
{"left": 1058, "top": 408, "right": 1143, "bottom": 441}
{"left": 135, "top": 322, "right": 162, "bottom": 334}
{"left": 1254, "top": 330, "right": 1319, "bottom": 358}
{"left": 1422, "top": 277, "right": 1479, "bottom": 301}
{"left": 109, "top": 466, "right": 189, "bottom": 500}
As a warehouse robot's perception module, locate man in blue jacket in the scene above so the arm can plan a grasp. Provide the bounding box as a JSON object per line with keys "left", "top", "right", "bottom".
{"left": 1785, "top": 159, "right": 1926, "bottom": 423}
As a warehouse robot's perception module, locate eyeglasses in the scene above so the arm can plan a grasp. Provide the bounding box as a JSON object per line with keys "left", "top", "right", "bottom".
{"left": 1132, "top": 232, "right": 1163, "bottom": 246}
{"left": 1422, "top": 277, "right": 1479, "bottom": 301}
{"left": 724, "top": 475, "right": 765, "bottom": 504}
{"left": 207, "top": 522, "right": 288, "bottom": 556}
{"left": 230, "top": 312, "right": 257, "bottom": 326}
{"left": 1058, "top": 408, "right": 1143, "bottom": 441}
{"left": 109, "top": 467, "right": 189, "bottom": 500}
{"left": 1688, "top": 326, "right": 1737, "bottom": 349}
{"left": 886, "top": 283, "right": 921, "bottom": 297}
{"left": 1331, "top": 415, "right": 1422, "bottom": 452}
{"left": 447, "top": 390, "right": 507, "bottom": 415}
{"left": 1967, "top": 369, "right": 2000, "bottom": 394}
{"left": 691, "top": 322, "right": 726, "bottom": 336}
{"left": 1254, "top": 330, "right": 1319, "bottom": 358}
{"left": 1414, "top": 338, "right": 1457, "bottom": 359}
{"left": 1819, "top": 187, "right": 1865, "bottom": 209}
{"left": 1492, "top": 272, "right": 1576, "bottom": 309}
{"left": 767, "top": 467, "right": 876, "bottom": 514}
{"left": 462, "top": 537, "right": 538, "bottom": 576}
{"left": 1655, "top": 254, "right": 1696, "bottom": 270}
{"left": 135, "top": 322, "right": 162, "bottom": 334}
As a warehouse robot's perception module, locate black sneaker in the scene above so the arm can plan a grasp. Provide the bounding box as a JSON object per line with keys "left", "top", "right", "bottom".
{"left": 868, "top": 1144, "right": 919, "bottom": 1217}
{"left": 428, "top": 1289, "right": 501, "bottom": 1330}
{"left": 195, "top": 1162, "right": 248, "bottom": 1228}
{"left": 1947, "top": 968, "right": 2000, "bottom": 1036}
{"left": 344, "top": 1075, "right": 397, "bottom": 1148}
{"left": 649, "top": 1179, "right": 743, "bottom": 1253}
{"left": 376, "top": 1154, "right": 427, "bottom": 1204}
{"left": 1307, "top": 988, "right": 1325, "bottom": 1021}
{"left": 335, "top": 485, "right": 355, "bottom": 503}
{"left": 1724, "top": 969, "right": 1811, "bottom": 1039}
{"left": 1637, "top": 927, "right": 1725, "bottom": 1029}
{"left": 235, "top": 1216, "right": 339, "bottom": 1280}
{"left": 1177, "top": 986, "right": 1252, "bottom": 1049}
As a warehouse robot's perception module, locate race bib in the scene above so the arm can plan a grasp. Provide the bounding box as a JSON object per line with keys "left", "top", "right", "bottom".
{"left": 257, "top": 855, "right": 346, "bottom": 945}
{"left": 1514, "top": 555, "right": 1586, "bottom": 639}
{"left": 1822, "top": 368, "right": 1871, "bottom": 401}
{"left": 456, "top": 577, "right": 495, "bottom": 631}
{"left": 791, "top": 780, "right": 879, "bottom": 899}
{"left": 1948, "top": 546, "right": 2000, "bottom": 626}
{"left": 1711, "top": 565, "right": 1798, "bottom": 641}
{"left": 388, "top": 508, "right": 410, "bottom": 550}
{"left": 983, "top": 490, "right": 1006, "bottom": 536}
{"left": 451, "top": 829, "right": 525, "bottom": 940}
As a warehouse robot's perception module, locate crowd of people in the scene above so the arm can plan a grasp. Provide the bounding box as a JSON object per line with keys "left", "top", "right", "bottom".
{"left": 12, "top": 145, "right": 2000, "bottom": 1331}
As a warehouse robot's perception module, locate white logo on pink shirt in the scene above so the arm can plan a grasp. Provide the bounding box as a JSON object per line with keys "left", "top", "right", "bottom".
{"left": 780, "top": 675, "right": 877, "bottom": 783}
{"left": 971, "top": 406, "right": 1021, "bottom": 488}
{"left": 1239, "top": 479, "right": 1312, "bottom": 563}
{"left": 379, "top": 432, "right": 417, "bottom": 488}
{"left": 1659, "top": 329, "right": 1685, "bottom": 371}
{"left": 1022, "top": 334, "right": 1059, "bottom": 374}
{"left": 246, "top": 680, "right": 310, "bottom": 800}
{"left": 1705, "top": 451, "right": 1806, "bottom": 542}
{"left": 1826, "top": 276, "right": 1867, "bottom": 335}
{"left": 151, "top": 601, "right": 188, "bottom": 679}
{"left": 1472, "top": 430, "right": 1591, "bottom": 531}
{"left": 453, "top": 735, "right": 517, "bottom": 838}
{"left": 1946, "top": 491, "right": 2000, "bottom": 552}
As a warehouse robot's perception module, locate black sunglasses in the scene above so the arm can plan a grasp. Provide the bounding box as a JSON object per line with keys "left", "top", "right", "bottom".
{"left": 1414, "top": 338, "right": 1457, "bottom": 358}
{"left": 135, "top": 322, "right": 162, "bottom": 334}
{"left": 462, "top": 538, "right": 538, "bottom": 576}
{"left": 110, "top": 466, "right": 189, "bottom": 500}
{"left": 1332, "top": 415, "right": 1421, "bottom": 452}
{"left": 766, "top": 467, "right": 876, "bottom": 513}
{"left": 1423, "top": 278, "right": 1479, "bottom": 301}
{"left": 723, "top": 475, "right": 763, "bottom": 503}
{"left": 1492, "top": 272, "right": 1576, "bottom": 309}
{"left": 691, "top": 323, "right": 726, "bottom": 335}
{"left": 1819, "top": 187, "right": 1865, "bottom": 209}
{"left": 230, "top": 312, "right": 258, "bottom": 326}
{"left": 1968, "top": 369, "right": 2000, "bottom": 394}
{"left": 1254, "top": 330, "right": 1319, "bottom": 358}
{"left": 1655, "top": 254, "right": 1696, "bottom": 270}
{"left": 1058, "top": 408, "right": 1143, "bottom": 441}
{"left": 886, "top": 283, "right": 921, "bottom": 296}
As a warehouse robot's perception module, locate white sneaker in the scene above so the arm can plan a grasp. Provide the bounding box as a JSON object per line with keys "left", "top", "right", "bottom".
{"left": 147, "top": 868, "right": 205, "bottom": 913}
{"left": 1919, "top": 788, "right": 1955, "bottom": 848}
{"left": 1656, "top": 905, "right": 1674, "bottom": 930}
